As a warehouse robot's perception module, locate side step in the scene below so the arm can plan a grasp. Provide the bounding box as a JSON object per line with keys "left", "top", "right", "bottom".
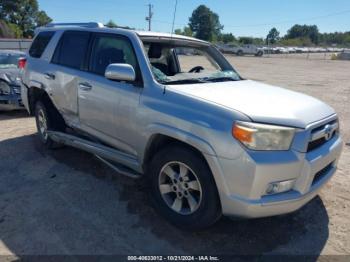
{"left": 47, "top": 131, "right": 142, "bottom": 177}
{"left": 94, "top": 155, "right": 141, "bottom": 179}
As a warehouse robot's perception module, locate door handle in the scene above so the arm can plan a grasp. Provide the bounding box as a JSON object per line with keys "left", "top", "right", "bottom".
{"left": 79, "top": 82, "right": 92, "bottom": 91}
{"left": 44, "top": 72, "right": 55, "bottom": 80}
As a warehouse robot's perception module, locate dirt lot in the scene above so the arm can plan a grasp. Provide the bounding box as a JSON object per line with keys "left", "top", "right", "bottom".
{"left": 0, "top": 54, "right": 349, "bottom": 258}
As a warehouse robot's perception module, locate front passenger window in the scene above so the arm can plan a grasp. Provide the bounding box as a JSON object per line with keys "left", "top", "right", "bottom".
{"left": 90, "top": 35, "right": 138, "bottom": 76}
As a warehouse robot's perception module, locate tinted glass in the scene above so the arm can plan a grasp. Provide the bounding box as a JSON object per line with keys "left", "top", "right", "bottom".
{"left": 90, "top": 35, "right": 138, "bottom": 76}
{"left": 29, "top": 31, "right": 55, "bottom": 58}
{"left": 53, "top": 31, "right": 90, "bottom": 69}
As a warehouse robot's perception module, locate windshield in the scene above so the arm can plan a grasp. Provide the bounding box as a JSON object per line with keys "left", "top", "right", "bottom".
{"left": 143, "top": 41, "right": 241, "bottom": 85}
{"left": 0, "top": 53, "right": 23, "bottom": 69}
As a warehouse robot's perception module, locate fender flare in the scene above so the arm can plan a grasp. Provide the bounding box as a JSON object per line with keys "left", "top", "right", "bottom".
{"left": 26, "top": 80, "right": 48, "bottom": 114}
{"left": 28, "top": 80, "right": 44, "bottom": 90}
{"left": 145, "top": 123, "right": 217, "bottom": 157}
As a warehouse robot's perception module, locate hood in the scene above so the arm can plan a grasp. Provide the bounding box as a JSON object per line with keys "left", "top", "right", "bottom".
{"left": 169, "top": 80, "right": 335, "bottom": 128}
{"left": 0, "top": 68, "right": 21, "bottom": 85}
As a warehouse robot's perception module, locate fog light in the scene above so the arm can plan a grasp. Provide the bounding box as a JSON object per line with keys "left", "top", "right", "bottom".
{"left": 266, "top": 180, "right": 295, "bottom": 195}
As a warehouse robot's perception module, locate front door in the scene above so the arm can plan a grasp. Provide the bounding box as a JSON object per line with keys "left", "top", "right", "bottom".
{"left": 78, "top": 33, "right": 142, "bottom": 153}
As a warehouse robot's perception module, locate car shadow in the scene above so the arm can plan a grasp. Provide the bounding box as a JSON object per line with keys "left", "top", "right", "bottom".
{"left": 0, "top": 134, "right": 329, "bottom": 259}
{"left": 0, "top": 110, "right": 29, "bottom": 120}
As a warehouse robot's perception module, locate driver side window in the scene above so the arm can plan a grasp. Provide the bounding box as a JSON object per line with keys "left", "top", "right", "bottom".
{"left": 89, "top": 34, "right": 138, "bottom": 76}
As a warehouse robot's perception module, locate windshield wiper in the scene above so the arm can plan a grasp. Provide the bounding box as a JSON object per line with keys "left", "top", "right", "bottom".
{"left": 162, "top": 78, "right": 209, "bottom": 85}
{"left": 204, "top": 76, "right": 241, "bottom": 83}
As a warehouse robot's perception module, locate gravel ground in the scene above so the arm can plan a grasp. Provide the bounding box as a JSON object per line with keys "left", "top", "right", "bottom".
{"left": 0, "top": 54, "right": 349, "bottom": 258}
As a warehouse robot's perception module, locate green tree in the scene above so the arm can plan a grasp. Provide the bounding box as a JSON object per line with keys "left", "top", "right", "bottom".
{"left": 174, "top": 26, "right": 193, "bottom": 37}
{"left": 183, "top": 26, "right": 193, "bottom": 37}
{"left": 238, "top": 37, "right": 264, "bottom": 45}
{"left": 279, "top": 37, "right": 313, "bottom": 47}
{"left": 285, "top": 24, "right": 319, "bottom": 44}
{"left": 188, "top": 5, "right": 223, "bottom": 41}
{"left": 266, "top": 27, "right": 280, "bottom": 44}
{"left": 174, "top": 28, "right": 182, "bottom": 35}
{"left": 239, "top": 37, "right": 253, "bottom": 45}
{"left": 219, "top": 33, "right": 236, "bottom": 43}
{"left": 106, "top": 20, "right": 118, "bottom": 28}
{"left": 35, "top": 10, "right": 52, "bottom": 27}
{"left": 319, "top": 31, "right": 350, "bottom": 46}
{"left": 0, "top": 0, "right": 51, "bottom": 37}
{"left": 7, "top": 22, "right": 23, "bottom": 37}
{"left": 0, "top": 20, "right": 14, "bottom": 37}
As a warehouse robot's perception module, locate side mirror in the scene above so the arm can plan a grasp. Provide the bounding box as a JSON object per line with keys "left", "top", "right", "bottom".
{"left": 105, "top": 63, "right": 136, "bottom": 82}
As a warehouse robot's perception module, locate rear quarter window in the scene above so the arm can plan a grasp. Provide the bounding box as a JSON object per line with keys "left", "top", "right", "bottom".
{"left": 29, "top": 31, "right": 55, "bottom": 58}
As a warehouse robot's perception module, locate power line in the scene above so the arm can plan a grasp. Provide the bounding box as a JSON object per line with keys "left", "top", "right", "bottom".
{"left": 152, "top": 9, "right": 350, "bottom": 29}
{"left": 224, "top": 9, "right": 350, "bottom": 28}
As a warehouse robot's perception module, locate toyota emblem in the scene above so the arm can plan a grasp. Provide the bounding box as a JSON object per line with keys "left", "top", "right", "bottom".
{"left": 324, "top": 125, "right": 333, "bottom": 141}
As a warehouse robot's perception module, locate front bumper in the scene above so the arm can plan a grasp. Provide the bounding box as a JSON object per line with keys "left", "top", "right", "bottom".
{"left": 206, "top": 118, "right": 343, "bottom": 218}
{"left": 0, "top": 85, "right": 24, "bottom": 111}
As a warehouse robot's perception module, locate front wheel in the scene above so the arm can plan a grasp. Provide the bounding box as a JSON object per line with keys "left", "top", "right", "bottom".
{"left": 148, "top": 146, "right": 222, "bottom": 230}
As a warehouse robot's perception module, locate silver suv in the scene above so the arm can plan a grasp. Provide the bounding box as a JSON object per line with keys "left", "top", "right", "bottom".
{"left": 21, "top": 23, "right": 342, "bottom": 230}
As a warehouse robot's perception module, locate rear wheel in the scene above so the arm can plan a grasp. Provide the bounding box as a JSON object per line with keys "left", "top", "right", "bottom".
{"left": 237, "top": 50, "right": 243, "bottom": 56}
{"left": 35, "top": 100, "right": 65, "bottom": 149}
{"left": 148, "top": 146, "right": 222, "bottom": 230}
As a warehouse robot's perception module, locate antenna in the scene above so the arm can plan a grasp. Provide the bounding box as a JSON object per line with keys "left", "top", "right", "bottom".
{"left": 170, "top": 0, "right": 178, "bottom": 36}
{"left": 145, "top": 4, "right": 153, "bottom": 31}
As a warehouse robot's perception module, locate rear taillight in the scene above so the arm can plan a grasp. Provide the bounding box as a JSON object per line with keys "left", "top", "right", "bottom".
{"left": 18, "top": 58, "right": 27, "bottom": 69}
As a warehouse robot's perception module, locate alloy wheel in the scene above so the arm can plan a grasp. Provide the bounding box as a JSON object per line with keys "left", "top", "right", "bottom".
{"left": 158, "top": 161, "right": 202, "bottom": 215}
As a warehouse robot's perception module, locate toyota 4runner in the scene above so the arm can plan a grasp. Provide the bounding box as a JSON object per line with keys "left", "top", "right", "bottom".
{"left": 21, "top": 22, "right": 343, "bottom": 230}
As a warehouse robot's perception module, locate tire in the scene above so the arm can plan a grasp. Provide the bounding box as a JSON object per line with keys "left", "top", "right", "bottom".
{"left": 256, "top": 51, "right": 263, "bottom": 57}
{"left": 148, "top": 145, "right": 222, "bottom": 230}
{"left": 34, "top": 100, "right": 65, "bottom": 149}
{"left": 236, "top": 50, "right": 243, "bottom": 56}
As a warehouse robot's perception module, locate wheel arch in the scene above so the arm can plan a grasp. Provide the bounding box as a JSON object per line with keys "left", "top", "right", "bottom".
{"left": 28, "top": 86, "right": 50, "bottom": 115}
{"left": 28, "top": 85, "right": 66, "bottom": 130}
{"left": 142, "top": 124, "right": 217, "bottom": 172}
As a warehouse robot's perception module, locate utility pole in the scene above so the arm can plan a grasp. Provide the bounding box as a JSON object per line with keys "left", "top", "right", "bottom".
{"left": 145, "top": 4, "right": 153, "bottom": 31}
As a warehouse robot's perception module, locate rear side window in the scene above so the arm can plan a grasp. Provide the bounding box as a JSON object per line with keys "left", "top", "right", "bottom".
{"left": 29, "top": 31, "right": 55, "bottom": 58}
{"left": 52, "top": 31, "right": 90, "bottom": 70}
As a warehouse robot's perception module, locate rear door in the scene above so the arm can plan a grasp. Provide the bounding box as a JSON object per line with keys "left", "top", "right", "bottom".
{"left": 49, "top": 30, "right": 91, "bottom": 125}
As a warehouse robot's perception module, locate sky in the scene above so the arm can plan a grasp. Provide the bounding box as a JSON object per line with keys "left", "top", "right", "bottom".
{"left": 37, "top": 0, "right": 350, "bottom": 37}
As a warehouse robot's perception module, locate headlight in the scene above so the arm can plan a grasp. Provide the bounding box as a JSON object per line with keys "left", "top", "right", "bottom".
{"left": 0, "top": 81, "right": 11, "bottom": 95}
{"left": 232, "top": 121, "right": 295, "bottom": 151}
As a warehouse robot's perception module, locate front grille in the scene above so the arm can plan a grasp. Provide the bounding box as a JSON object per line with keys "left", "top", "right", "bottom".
{"left": 307, "top": 120, "right": 338, "bottom": 152}
{"left": 12, "top": 86, "right": 21, "bottom": 94}
{"left": 307, "top": 133, "right": 336, "bottom": 152}
{"left": 312, "top": 162, "right": 334, "bottom": 185}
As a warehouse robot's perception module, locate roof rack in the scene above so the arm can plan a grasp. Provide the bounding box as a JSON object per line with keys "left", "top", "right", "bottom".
{"left": 45, "top": 22, "right": 105, "bottom": 28}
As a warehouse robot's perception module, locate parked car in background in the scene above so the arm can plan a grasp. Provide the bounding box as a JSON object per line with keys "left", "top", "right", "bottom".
{"left": 216, "top": 43, "right": 264, "bottom": 56}
{"left": 286, "top": 47, "right": 296, "bottom": 53}
{"left": 276, "top": 47, "right": 289, "bottom": 54}
{"left": 294, "top": 47, "right": 309, "bottom": 53}
{"left": 0, "top": 50, "right": 26, "bottom": 111}
{"left": 337, "top": 50, "right": 350, "bottom": 60}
